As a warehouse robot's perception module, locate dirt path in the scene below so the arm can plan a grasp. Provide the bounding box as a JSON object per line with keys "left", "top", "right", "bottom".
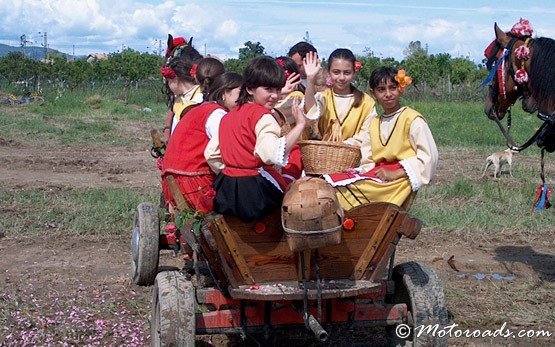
{"left": 1, "top": 140, "right": 554, "bottom": 346}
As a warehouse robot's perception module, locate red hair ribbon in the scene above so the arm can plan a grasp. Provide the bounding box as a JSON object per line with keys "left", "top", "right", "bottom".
{"left": 190, "top": 63, "right": 198, "bottom": 78}
{"left": 160, "top": 66, "right": 176, "bottom": 79}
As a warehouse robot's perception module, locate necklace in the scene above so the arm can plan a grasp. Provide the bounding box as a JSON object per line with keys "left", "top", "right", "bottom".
{"left": 178, "top": 85, "right": 199, "bottom": 99}
{"left": 379, "top": 107, "right": 405, "bottom": 146}
{"left": 330, "top": 91, "right": 354, "bottom": 126}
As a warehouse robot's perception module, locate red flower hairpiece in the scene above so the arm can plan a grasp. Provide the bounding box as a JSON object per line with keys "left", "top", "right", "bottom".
{"left": 160, "top": 66, "right": 176, "bottom": 79}
{"left": 275, "top": 58, "right": 286, "bottom": 68}
{"left": 511, "top": 18, "right": 533, "bottom": 38}
{"left": 284, "top": 70, "right": 292, "bottom": 79}
{"left": 354, "top": 60, "right": 363, "bottom": 72}
{"left": 190, "top": 63, "right": 198, "bottom": 78}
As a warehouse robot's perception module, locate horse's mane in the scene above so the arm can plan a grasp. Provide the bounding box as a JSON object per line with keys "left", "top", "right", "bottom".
{"left": 530, "top": 37, "right": 555, "bottom": 114}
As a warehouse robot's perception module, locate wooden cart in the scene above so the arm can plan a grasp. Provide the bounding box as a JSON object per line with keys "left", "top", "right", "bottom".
{"left": 131, "top": 176, "right": 448, "bottom": 346}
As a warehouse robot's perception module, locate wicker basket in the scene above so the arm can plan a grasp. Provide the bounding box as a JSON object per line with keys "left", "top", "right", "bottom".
{"left": 298, "top": 140, "right": 361, "bottom": 175}
{"left": 282, "top": 177, "right": 344, "bottom": 252}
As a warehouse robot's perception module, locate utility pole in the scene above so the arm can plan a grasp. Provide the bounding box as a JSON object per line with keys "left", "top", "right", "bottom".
{"left": 38, "top": 31, "right": 47, "bottom": 61}
{"left": 158, "top": 39, "right": 162, "bottom": 56}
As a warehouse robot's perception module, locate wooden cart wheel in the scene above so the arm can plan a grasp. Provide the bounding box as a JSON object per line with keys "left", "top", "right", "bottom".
{"left": 131, "top": 202, "right": 160, "bottom": 286}
{"left": 387, "top": 261, "right": 449, "bottom": 347}
{"left": 151, "top": 271, "right": 195, "bottom": 347}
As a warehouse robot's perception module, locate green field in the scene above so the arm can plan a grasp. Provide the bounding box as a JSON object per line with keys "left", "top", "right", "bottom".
{"left": 1, "top": 91, "right": 554, "bottom": 236}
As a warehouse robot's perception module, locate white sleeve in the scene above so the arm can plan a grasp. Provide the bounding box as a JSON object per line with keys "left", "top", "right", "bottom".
{"left": 205, "top": 108, "right": 226, "bottom": 139}
{"left": 204, "top": 134, "right": 224, "bottom": 174}
{"left": 303, "top": 92, "right": 326, "bottom": 121}
{"left": 254, "top": 114, "right": 287, "bottom": 167}
{"left": 399, "top": 118, "right": 439, "bottom": 191}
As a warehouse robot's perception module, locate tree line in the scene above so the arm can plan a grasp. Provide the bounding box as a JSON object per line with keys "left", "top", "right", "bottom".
{"left": 0, "top": 40, "right": 488, "bottom": 101}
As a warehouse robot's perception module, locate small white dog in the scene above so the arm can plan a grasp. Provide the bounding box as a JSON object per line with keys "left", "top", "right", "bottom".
{"left": 482, "top": 148, "right": 517, "bottom": 178}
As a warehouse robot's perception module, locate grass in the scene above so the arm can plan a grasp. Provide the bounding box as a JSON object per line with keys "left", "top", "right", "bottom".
{"left": 0, "top": 88, "right": 166, "bottom": 147}
{"left": 0, "top": 187, "right": 159, "bottom": 235}
{"left": 1, "top": 87, "right": 554, "bottom": 236}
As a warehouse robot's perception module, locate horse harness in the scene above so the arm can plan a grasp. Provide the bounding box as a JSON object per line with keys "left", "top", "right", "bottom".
{"left": 485, "top": 36, "right": 555, "bottom": 153}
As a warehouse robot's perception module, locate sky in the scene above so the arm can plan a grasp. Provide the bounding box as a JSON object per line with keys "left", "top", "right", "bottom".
{"left": 1, "top": 0, "right": 554, "bottom": 64}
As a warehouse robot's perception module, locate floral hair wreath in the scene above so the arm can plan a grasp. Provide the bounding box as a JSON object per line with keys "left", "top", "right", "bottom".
{"left": 354, "top": 60, "right": 363, "bottom": 72}
{"left": 395, "top": 69, "right": 413, "bottom": 92}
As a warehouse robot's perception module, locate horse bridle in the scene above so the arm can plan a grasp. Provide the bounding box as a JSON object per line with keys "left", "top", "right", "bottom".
{"left": 485, "top": 36, "right": 546, "bottom": 152}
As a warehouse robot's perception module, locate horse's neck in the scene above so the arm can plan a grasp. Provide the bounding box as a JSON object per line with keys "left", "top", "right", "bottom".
{"left": 530, "top": 37, "right": 555, "bottom": 115}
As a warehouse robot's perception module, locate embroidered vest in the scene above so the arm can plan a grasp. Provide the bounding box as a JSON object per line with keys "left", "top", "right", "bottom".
{"left": 162, "top": 102, "right": 222, "bottom": 175}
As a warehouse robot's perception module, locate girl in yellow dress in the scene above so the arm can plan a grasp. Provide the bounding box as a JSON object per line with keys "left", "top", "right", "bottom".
{"left": 303, "top": 48, "right": 376, "bottom": 143}
{"left": 323, "top": 67, "right": 438, "bottom": 209}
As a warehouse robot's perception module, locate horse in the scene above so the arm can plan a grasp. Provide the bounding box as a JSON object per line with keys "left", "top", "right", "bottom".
{"left": 483, "top": 21, "right": 555, "bottom": 152}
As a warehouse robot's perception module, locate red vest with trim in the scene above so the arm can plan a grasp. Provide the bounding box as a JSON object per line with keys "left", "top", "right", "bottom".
{"left": 220, "top": 103, "right": 267, "bottom": 177}
{"left": 162, "top": 102, "right": 222, "bottom": 174}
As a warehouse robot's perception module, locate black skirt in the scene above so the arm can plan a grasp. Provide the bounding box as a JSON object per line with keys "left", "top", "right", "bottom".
{"left": 213, "top": 173, "right": 283, "bottom": 222}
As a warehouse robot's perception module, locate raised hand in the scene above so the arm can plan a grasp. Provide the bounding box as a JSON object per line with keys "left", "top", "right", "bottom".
{"left": 281, "top": 72, "right": 301, "bottom": 95}
{"left": 303, "top": 51, "right": 321, "bottom": 82}
{"left": 291, "top": 97, "right": 306, "bottom": 127}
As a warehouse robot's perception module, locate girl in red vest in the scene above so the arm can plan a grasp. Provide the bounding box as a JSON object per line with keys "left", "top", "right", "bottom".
{"left": 160, "top": 57, "right": 242, "bottom": 214}
{"left": 161, "top": 40, "right": 204, "bottom": 141}
{"left": 213, "top": 56, "right": 307, "bottom": 222}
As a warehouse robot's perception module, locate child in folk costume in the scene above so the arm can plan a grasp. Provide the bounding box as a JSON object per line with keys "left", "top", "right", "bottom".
{"left": 303, "top": 48, "right": 377, "bottom": 142}
{"left": 323, "top": 67, "right": 438, "bottom": 210}
{"left": 160, "top": 58, "right": 242, "bottom": 214}
{"left": 212, "top": 56, "right": 307, "bottom": 222}
{"left": 273, "top": 56, "right": 304, "bottom": 130}
{"left": 161, "top": 37, "right": 204, "bottom": 141}
{"left": 272, "top": 56, "right": 306, "bottom": 182}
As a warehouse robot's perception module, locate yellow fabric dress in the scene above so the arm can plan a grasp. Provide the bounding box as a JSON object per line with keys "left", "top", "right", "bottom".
{"left": 332, "top": 107, "right": 428, "bottom": 209}
{"left": 171, "top": 85, "right": 203, "bottom": 133}
{"left": 317, "top": 88, "right": 376, "bottom": 140}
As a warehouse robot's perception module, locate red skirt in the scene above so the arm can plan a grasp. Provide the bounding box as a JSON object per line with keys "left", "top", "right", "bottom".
{"left": 161, "top": 174, "right": 216, "bottom": 214}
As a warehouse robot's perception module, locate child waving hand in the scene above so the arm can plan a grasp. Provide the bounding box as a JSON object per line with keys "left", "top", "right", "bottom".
{"left": 303, "top": 48, "right": 376, "bottom": 142}
{"left": 212, "top": 56, "right": 307, "bottom": 222}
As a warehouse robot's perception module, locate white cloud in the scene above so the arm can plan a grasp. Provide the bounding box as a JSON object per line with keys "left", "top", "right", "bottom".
{"left": 215, "top": 20, "right": 239, "bottom": 40}
{"left": 0, "top": 0, "right": 554, "bottom": 62}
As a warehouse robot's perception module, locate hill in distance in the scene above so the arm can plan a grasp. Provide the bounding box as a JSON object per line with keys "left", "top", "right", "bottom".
{"left": 0, "top": 43, "right": 72, "bottom": 60}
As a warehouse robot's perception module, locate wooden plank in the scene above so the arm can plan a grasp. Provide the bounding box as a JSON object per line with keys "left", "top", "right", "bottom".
{"left": 165, "top": 175, "right": 193, "bottom": 211}
{"left": 351, "top": 205, "right": 398, "bottom": 280}
{"left": 364, "top": 215, "right": 405, "bottom": 281}
{"left": 340, "top": 202, "right": 398, "bottom": 240}
{"left": 398, "top": 214, "right": 422, "bottom": 239}
{"left": 223, "top": 210, "right": 285, "bottom": 243}
{"left": 198, "top": 221, "right": 231, "bottom": 289}
{"left": 214, "top": 216, "right": 256, "bottom": 285}
{"left": 368, "top": 234, "right": 400, "bottom": 282}
{"left": 202, "top": 217, "right": 240, "bottom": 288}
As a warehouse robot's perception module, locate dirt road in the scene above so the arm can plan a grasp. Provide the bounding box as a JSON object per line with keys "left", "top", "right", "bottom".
{"left": 1, "top": 140, "right": 553, "bottom": 346}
